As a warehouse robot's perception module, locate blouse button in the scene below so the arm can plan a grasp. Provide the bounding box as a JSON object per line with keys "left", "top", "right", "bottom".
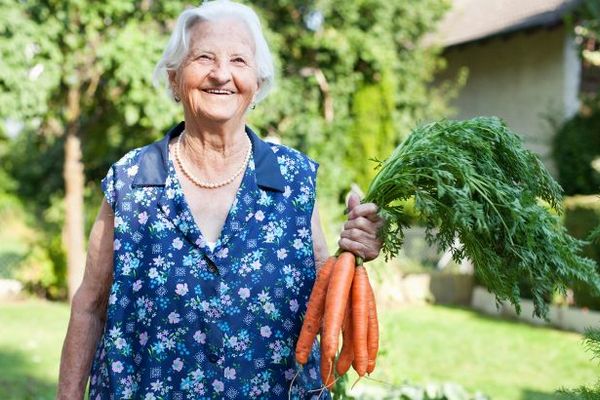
{"left": 208, "top": 353, "right": 219, "bottom": 363}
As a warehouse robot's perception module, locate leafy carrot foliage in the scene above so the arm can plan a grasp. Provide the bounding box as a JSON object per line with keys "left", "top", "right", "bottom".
{"left": 364, "top": 117, "right": 600, "bottom": 318}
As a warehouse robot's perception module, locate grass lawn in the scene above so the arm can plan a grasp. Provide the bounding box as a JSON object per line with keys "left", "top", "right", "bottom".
{"left": 357, "top": 305, "right": 597, "bottom": 400}
{"left": 0, "top": 299, "right": 69, "bottom": 400}
{"left": 0, "top": 300, "right": 596, "bottom": 400}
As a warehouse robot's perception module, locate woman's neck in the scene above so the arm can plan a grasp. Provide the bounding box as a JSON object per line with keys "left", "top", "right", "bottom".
{"left": 180, "top": 114, "right": 249, "bottom": 170}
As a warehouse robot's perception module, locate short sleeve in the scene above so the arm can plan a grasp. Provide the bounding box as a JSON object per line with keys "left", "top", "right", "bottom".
{"left": 305, "top": 156, "right": 319, "bottom": 215}
{"left": 306, "top": 156, "right": 319, "bottom": 188}
{"left": 101, "top": 165, "right": 117, "bottom": 210}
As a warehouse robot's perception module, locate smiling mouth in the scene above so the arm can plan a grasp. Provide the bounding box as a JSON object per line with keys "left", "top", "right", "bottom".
{"left": 203, "top": 89, "right": 235, "bottom": 95}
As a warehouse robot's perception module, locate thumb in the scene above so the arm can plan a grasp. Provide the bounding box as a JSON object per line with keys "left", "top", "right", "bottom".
{"left": 346, "top": 191, "right": 361, "bottom": 214}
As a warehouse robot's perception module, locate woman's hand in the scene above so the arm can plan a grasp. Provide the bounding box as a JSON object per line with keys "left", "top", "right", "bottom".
{"left": 338, "top": 192, "right": 384, "bottom": 262}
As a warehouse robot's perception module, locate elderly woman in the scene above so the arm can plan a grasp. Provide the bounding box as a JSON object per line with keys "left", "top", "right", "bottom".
{"left": 58, "top": 1, "right": 383, "bottom": 399}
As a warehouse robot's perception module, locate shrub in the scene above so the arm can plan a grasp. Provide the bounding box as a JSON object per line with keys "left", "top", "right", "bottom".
{"left": 552, "top": 110, "right": 600, "bottom": 195}
{"left": 564, "top": 195, "right": 600, "bottom": 310}
{"left": 17, "top": 244, "right": 66, "bottom": 299}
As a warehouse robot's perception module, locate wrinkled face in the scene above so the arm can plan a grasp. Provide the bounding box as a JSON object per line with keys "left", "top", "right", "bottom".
{"left": 169, "top": 18, "right": 259, "bottom": 125}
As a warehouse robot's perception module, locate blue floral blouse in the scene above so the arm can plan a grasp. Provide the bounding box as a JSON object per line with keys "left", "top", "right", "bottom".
{"left": 89, "top": 122, "right": 331, "bottom": 400}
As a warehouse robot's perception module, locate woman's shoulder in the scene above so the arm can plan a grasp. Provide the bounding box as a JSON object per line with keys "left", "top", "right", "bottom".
{"left": 101, "top": 142, "right": 160, "bottom": 207}
{"left": 266, "top": 141, "right": 319, "bottom": 174}
{"left": 106, "top": 138, "right": 163, "bottom": 178}
{"left": 109, "top": 146, "right": 145, "bottom": 171}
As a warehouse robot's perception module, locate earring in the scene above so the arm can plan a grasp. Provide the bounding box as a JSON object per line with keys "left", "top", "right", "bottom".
{"left": 250, "top": 102, "right": 256, "bottom": 110}
{"left": 174, "top": 95, "right": 181, "bottom": 103}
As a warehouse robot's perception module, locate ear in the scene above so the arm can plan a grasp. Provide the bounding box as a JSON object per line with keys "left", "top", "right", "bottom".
{"left": 254, "top": 77, "right": 261, "bottom": 96}
{"left": 168, "top": 69, "right": 178, "bottom": 90}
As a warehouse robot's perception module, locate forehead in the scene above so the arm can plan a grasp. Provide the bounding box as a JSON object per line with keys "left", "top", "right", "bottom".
{"left": 188, "top": 18, "right": 255, "bottom": 54}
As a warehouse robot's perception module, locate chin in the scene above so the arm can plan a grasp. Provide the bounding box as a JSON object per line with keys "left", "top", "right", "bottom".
{"left": 192, "top": 104, "right": 246, "bottom": 124}
{"left": 195, "top": 111, "right": 241, "bottom": 124}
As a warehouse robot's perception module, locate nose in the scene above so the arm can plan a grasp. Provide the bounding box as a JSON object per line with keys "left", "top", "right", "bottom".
{"left": 208, "top": 59, "right": 231, "bottom": 84}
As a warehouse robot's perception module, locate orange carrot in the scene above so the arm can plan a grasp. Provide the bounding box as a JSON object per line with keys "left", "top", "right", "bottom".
{"left": 366, "top": 277, "right": 379, "bottom": 374}
{"left": 335, "top": 302, "right": 354, "bottom": 376}
{"left": 351, "top": 265, "right": 369, "bottom": 376}
{"left": 295, "top": 256, "right": 337, "bottom": 365}
{"left": 321, "top": 251, "right": 356, "bottom": 361}
{"left": 320, "top": 346, "right": 335, "bottom": 389}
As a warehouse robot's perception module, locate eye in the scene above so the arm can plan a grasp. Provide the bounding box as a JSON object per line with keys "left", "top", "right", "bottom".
{"left": 196, "top": 54, "right": 212, "bottom": 61}
{"left": 232, "top": 57, "right": 246, "bottom": 64}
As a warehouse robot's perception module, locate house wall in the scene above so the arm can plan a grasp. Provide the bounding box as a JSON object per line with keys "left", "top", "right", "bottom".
{"left": 440, "top": 26, "right": 580, "bottom": 176}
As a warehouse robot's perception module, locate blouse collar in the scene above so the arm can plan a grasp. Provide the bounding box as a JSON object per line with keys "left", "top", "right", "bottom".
{"left": 132, "top": 121, "right": 285, "bottom": 192}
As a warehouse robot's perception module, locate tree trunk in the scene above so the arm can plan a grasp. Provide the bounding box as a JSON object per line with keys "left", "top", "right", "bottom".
{"left": 63, "top": 86, "right": 86, "bottom": 301}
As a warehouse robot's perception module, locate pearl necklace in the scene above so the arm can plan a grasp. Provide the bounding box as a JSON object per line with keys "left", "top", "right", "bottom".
{"left": 175, "top": 130, "right": 252, "bottom": 189}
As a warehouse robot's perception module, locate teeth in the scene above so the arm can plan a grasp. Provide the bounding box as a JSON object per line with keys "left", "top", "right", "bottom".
{"left": 206, "top": 89, "right": 232, "bottom": 94}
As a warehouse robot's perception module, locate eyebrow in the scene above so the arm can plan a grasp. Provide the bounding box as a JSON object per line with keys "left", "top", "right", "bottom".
{"left": 190, "top": 48, "right": 214, "bottom": 55}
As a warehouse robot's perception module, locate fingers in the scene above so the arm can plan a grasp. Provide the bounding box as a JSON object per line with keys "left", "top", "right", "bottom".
{"left": 340, "top": 227, "right": 376, "bottom": 243}
{"left": 339, "top": 218, "right": 383, "bottom": 262}
{"left": 346, "top": 192, "right": 361, "bottom": 213}
{"left": 343, "top": 217, "right": 382, "bottom": 236}
{"left": 347, "top": 203, "right": 380, "bottom": 222}
{"left": 341, "top": 192, "right": 384, "bottom": 262}
{"left": 338, "top": 237, "right": 381, "bottom": 261}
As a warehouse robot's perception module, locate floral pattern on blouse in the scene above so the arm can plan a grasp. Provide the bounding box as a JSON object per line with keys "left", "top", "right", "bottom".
{"left": 89, "top": 125, "right": 330, "bottom": 400}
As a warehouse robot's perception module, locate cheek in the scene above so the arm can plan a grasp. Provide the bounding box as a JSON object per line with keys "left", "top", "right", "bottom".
{"left": 179, "top": 67, "right": 204, "bottom": 90}
{"left": 237, "top": 72, "right": 259, "bottom": 94}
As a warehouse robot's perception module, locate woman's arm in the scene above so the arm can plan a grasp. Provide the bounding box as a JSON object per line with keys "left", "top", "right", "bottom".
{"left": 57, "top": 199, "right": 115, "bottom": 400}
{"left": 311, "top": 201, "right": 330, "bottom": 270}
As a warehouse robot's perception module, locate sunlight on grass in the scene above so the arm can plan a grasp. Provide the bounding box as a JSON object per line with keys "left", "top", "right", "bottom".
{"left": 0, "top": 299, "right": 69, "bottom": 400}
{"left": 360, "top": 305, "right": 596, "bottom": 400}
{"left": 0, "top": 300, "right": 596, "bottom": 400}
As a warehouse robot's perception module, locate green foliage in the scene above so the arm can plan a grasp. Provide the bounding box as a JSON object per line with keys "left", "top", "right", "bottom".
{"left": 0, "top": 0, "right": 181, "bottom": 183}
{"left": 17, "top": 244, "right": 64, "bottom": 299}
{"left": 14, "top": 194, "right": 67, "bottom": 299}
{"left": 0, "top": 131, "right": 22, "bottom": 213}
{"left": 582, "top": 329, "right": 600, "bottom": 362}
{"left": 0, "top": 0, "right": 454, "bottom": 202}
{"left": 3, "top": 129, "right": 64, "bottom": 211}
{"left": 364, "top": 116, "right": 600, "bottom": 318}
{"left": 0, "top": 0, "right": 456, "bottom": 296}
{"left": 558, "top": 328, "right": 600, "bottom": 399}
{"left": 0, "top": 0, "right": 183, "bottom": 297}
{"left": 0, "top": 0, "right": 62, "bottom": 122}
{"left": 552, "top": 110, "right": 600, "bottom": 195}
{"left": 564, "top": 0, "right": 600, "bottom": 110}
{"left": 1, "top": 130, "right": 69, "bottom": 299}
{"left": 565, "top": 196, "right": 600, "bottom": 268}
{"left": 590, "top": 224, "right": 600, "bottom": 244}
{"left": 346, "top": 69, "right": 397, "bottom": 191}
{"left": 563, "top": 195, "right": 600, "bottom": 310}
{"left": 248, "top": 0, "right": 454, "bottom": 202}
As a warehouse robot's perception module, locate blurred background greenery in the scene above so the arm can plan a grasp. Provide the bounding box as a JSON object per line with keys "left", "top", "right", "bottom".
{"left": 0, "top": 0, "right": 599, "bottom": 399}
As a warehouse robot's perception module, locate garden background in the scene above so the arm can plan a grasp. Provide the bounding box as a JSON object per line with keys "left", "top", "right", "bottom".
{"left": 0, "top": 0, "right": 599, "bottom": 399}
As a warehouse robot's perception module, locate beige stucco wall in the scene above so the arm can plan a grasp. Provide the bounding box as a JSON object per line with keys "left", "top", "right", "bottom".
{"left": 440, "top": 25, "right": 580, "bottom": 176}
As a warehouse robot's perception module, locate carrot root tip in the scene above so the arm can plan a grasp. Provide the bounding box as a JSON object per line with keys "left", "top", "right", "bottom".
{"left": 288, "top": 369, "right": 301, "bottom": 400}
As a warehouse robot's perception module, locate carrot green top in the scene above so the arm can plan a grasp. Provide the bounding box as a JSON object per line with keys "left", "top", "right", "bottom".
{"left": 364, "top": 116, "right": 599, "bottom": 319}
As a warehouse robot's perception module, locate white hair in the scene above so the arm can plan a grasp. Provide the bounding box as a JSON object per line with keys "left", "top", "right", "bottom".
{"left": 152, "top": 0, "right": 275, "bottom": 103}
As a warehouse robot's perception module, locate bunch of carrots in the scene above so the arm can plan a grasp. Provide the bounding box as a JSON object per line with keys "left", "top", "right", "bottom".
{"left": 294, "top": 249, "right": 379, "bottom": 389}
{"left": 293, "top": 116, "right": 600, "bottom": 395}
